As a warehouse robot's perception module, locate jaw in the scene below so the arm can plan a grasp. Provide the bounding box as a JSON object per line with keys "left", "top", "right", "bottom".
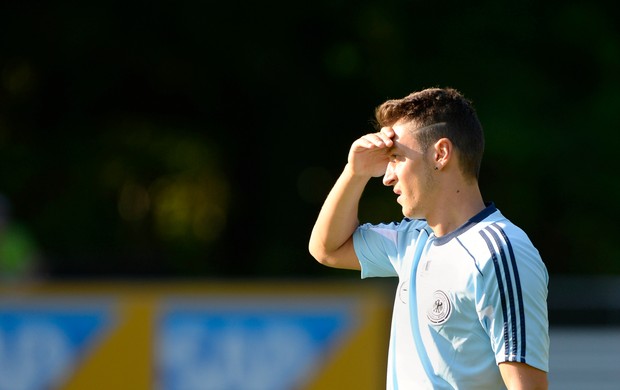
{"left": 400, "top": 198, "right": 422, "bottom": 219}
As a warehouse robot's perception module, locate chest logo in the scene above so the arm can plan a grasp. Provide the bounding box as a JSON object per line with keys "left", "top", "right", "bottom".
{"left": 426, "top": 290, "right": 452, "bottom": 325}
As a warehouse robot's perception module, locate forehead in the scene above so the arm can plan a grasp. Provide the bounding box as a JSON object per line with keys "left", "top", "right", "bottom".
{"left": 392, "top": 120, "right": 421, "bottom": 150}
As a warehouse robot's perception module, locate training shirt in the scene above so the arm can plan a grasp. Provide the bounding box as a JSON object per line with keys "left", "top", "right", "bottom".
{"left": 353, "top": 204, "right": 549, "bottom": 390}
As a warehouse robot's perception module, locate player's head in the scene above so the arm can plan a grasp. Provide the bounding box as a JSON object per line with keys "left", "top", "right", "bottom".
{"left": 374, "top": 87, "right": 484, "bottom": 181}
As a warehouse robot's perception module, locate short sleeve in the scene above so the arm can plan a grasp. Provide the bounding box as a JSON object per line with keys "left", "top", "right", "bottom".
{"left": 475, "top": 225, "right": 550, "bottom": 372}
{"left": 353, "top": 222, "right": 399, "bottom": 278}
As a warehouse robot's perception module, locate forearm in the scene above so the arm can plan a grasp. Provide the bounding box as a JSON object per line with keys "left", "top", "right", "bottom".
{"left": 309, "top": 126, "right": 394, "bottom": 268}
{"left": 308, "top": 164, "right": 370, "bottom": 265}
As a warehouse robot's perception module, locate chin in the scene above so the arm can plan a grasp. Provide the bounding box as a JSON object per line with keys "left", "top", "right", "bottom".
{"left": 402, "top": 206, "right": 422, "bottom": 220}
{"left": 402, "top": 208, "right": 415, "bottom": 219}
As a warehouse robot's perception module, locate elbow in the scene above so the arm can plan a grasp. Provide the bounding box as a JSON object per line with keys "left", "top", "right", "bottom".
{"left": 309, "top": 243, "right": 350, "bottom": 269}
{"left": 308, "top": 241, "right": 329, "bottom": 265}
{"left": 308, "top": 241, "right": 339, "bottom": 267}
{"left": 309, "top": 233, "right": 358, "bottom": 270}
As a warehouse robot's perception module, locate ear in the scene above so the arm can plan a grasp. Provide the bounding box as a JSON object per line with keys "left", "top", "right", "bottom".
{"left": 432, "top": 138, "right": 452, "bottom": 169}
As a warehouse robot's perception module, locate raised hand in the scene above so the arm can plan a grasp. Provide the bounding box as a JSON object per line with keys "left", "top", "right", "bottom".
{"left": 347, "top": 127, "right": 395, "bottom": 178}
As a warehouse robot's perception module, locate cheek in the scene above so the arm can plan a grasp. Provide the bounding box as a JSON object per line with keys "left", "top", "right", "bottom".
{"left": 398, "top": 162, "right": 415, "bottom": 178}
{"left": 401, "top": 163, "right": 432, "bottom": 196}
{"left": 400, "top": 163, "right": 421, "bottom": 186}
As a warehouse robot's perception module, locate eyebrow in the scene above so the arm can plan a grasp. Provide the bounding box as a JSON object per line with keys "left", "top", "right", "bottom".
{"left": 387, "top": 139, "right": 406, "bottom": 154}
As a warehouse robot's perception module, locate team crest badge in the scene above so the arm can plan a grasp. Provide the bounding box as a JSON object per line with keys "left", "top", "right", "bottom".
{"left": 426, "top": 290, "right": 452, "bottom": 325}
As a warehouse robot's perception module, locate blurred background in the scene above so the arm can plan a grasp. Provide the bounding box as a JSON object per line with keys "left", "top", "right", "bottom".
{"left": 0, "top": 0, "right": 619, "bottom": 389}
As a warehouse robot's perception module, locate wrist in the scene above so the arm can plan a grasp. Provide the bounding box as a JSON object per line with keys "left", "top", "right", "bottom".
{"left": 343, "top": 163, "right": 374, "bottom": 182}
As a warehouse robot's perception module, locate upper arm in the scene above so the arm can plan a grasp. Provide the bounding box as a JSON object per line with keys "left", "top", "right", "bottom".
{"left": 310, "top": 236, "right": 361, "bottom": 271}
{"left": 475, "top": 226, "right": 549, "bottom": 372}
{"left": 311, "top": 221, "right": 404, "bottom": 276}
{"left": 499, "top": 361, "right": 548, "bottom": 390}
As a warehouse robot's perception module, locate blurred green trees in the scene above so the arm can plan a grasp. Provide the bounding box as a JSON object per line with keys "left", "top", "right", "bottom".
{"left": 0, "top": 0, "right": 618, "bottom": 277}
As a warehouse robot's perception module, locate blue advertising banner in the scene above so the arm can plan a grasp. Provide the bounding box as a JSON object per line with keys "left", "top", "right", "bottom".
{"left": 0, "top": 282, "right": 391, "bottom": 390}
{"left": 0, "top": 301, "right": 113, "bottom": 390}
{"left": 156, "top": 298, "right": 357, "bottom": 390}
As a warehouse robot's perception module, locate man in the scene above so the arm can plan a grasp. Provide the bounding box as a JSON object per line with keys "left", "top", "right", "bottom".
{"left": 308, "top": 88, "right": 549, "bottom": 389}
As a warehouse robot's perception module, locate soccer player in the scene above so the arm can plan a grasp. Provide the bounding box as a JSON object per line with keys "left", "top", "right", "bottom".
{"left": 309, "top": 88, "right": 549, "bottom": 389}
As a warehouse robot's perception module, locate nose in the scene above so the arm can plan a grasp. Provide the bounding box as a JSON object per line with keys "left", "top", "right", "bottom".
{"left": 383, "top": 162, "right": 396, "bottom": 186}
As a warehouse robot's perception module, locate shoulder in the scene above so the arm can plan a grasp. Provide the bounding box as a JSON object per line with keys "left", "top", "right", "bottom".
{"left": 460, "top": 210, "right": 544, "bottom": 273}
{"left": 354, "top": 218, "right": 430, "bottom": 252}
{"left": 481, "top": 216, "right": 541, "bottom": 262}
{"left": 358, "top": 217, "right": 429, "bottom": 233}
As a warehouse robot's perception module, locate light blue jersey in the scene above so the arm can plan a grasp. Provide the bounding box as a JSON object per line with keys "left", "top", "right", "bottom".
{"left": 353, "top": 204, "right": 549, "bottom": 390}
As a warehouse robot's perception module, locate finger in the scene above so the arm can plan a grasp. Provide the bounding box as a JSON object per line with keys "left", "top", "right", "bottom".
{"left": 380, "top": 126, "right": 395, "bottom": 138}
{"left": 376, "top": 128, "right": 394, "bottom": 147}
{"left": 351, "top": 137, "right": 377, "bottom": 151}
{"left": 363, "top": 133, "right": 391, "bottom": 148}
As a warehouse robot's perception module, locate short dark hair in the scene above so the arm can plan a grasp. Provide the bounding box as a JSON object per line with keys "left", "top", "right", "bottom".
{"left": 374, "top": 87, "right": 484, "bottom": 180}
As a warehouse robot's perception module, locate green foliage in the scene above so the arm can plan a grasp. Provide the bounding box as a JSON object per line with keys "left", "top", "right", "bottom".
{"left": 0, "top": 0, "right": 618, "bottom": 277}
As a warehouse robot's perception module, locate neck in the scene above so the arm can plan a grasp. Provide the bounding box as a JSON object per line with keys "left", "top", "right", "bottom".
{"left": 425, "top": 179, "right": 485, "bottom": 237}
